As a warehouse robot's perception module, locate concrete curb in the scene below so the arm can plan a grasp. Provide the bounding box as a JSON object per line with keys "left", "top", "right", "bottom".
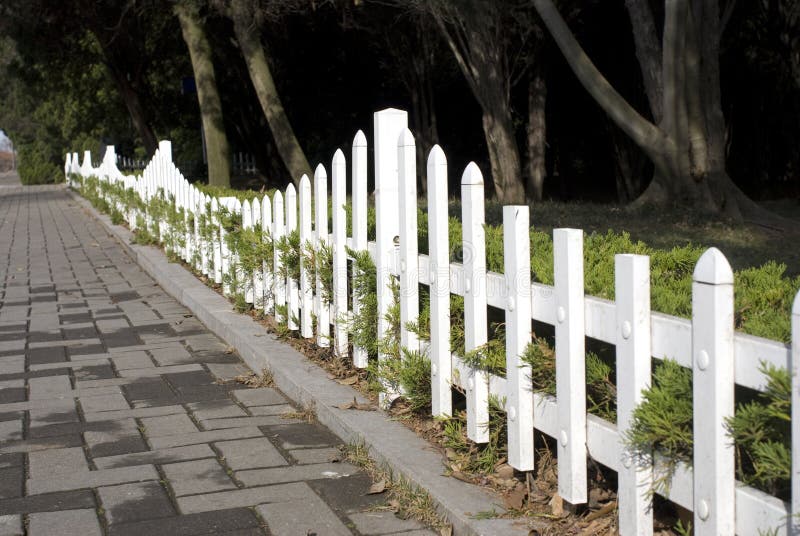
{"left": 69, "top": 189, "right": 528, "bottom": 536}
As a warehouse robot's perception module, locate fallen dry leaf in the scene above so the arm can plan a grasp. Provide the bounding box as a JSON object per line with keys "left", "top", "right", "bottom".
{"left": 439, "top": 527, "right": 453, "bottom": 536}
{"left": 388, "top": 499, "right": 400, "bottom": 512}
{"left": 504, "top": 486, "right": 527, "bottom": 510}
{"left": 366, "top": 479, "right": 387, "bottom": 494}
{"left": 495, "top": 464, "right": 514, "bottom": 480}
{"left": 549, "top": 493, "right": 564, "bottom": 517}
{"left": 583, "top": 500, "right": 617, "bottom": 523}
{"left": 336, "top": 397, "right": 375, "bottom": 411}
{"left": 224, "top": 346, "right": 235, "bottom": 354}
{"left": 450, "top": 471, "right": 473, "bottom": 484}
{"left": 337, "top": 375, "right": 358, "bottom": 385}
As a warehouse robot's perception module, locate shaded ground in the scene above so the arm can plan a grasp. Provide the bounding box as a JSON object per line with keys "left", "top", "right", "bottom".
{"left": 0, "top": 184, "right": 434, "bottom": 536}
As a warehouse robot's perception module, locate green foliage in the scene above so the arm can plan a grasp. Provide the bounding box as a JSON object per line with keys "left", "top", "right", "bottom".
{"left": 18, "top": 140, "right": 61, "bottom": 184}
{"left": 442, "top": 396, "right": 507, "bottom": 474}
{"left": 369, "top": 349, "right": 432, "bottom": 414}
{"left": 347, "top": 247, "right": 379, "bottom": 359}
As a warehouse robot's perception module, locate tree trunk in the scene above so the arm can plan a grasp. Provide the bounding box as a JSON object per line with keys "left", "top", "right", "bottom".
{"left": 102, "top": 61, "right": 158, "bottom": 156}
{"left": 624, "top": 0, "right": 663, "bottom": 122}
{"left": 232, "top": 17, "right": 311, "bottom": 185}
{"left": 526, "top": 62, "right": 547, "bottom": 201}
{"left": 482, "top": 105, "right": 526, "bottom": 204}
{"left": 174, "top": 2, "right": 231, "bottom": 187}
{"left": 532, "top": 0, "right": 785, "bottom": 224}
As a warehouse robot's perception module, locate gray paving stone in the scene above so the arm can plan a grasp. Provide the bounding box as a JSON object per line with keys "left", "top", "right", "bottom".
{"left": 106, "top": 508, "right": 260, "bottom": 536}
{"left": 27, "top": 464, "right": 159, "bottom": 495}
{"left": 205, "top": 363, "right": 250, "bottom": 382}
{"left": 140, "top": 413, "right": 198, "bottom": 437}
{"left": 201, "top": 416, "right": 291, "bottom": 429}
{"left": 79, "top": 393, "right": 130, "bottom": 413}
{"left": 0, "top": 356, "right": 23, "bottom": 375}
{"left": 97, "top": 481, "right": 175, "bottom": 524}
{"left": 176, "top": 482, "right": 310, "bottom": 514}
{"left": 110, "top": 352, "right": 153, "bottom": 370}
{"left": 246, "top": 404, "right": 295, "bottom": 416}
{"left": 236, "top": 462, "right": 360, "bottom": 487}
{"left": 28, "top": 447, "right": 88, "bottom": 479}
{"left": 83, "top": 404, "right": 184, "bottom": 422}
{"left": 0, "top": 514, "right": 21, "bottom": 536}
{"left": 28, "top": 509, "right": 102, "bottom": 536}
{"left": 256, "top": 484, "right": 352, "bottom": 536}
{"left": 93, "top": 444, "right": 216, "bottom": 469}
{"left": 186, "top": 400, "right": 247, "bottom": 420}
{"left": 0, "top": 490, "right": 96, "bottom": 516}
{"left": 215, "top": 437, "right": 288, "bottom": 470}
{"left": 28, "top": 375, "right": 72, "bottom": 399}
{"left": 149, "top": 427, "right": 263, "bottom": 449}
{"left": 117, "top": 363, "right": 204, "bottom": 378}
{"left": 161, "top": 458, "right": 236, "bottom": 496}
{"left": 348, "top": 511, "right": 428, "bottom": 535}
{"left": 0, "top": 421, "right": 22, "bottom": 442}
{"left": 231, "top": 388, "right": 285, "bottom": 406}
{"left": 289, "top": 447, "right": 343, "bottom": 465}
{"left": 150, "top": 345, "right": 194, "bottom": 366}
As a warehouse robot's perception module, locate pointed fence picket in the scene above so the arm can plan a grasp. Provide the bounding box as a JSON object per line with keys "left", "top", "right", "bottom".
{"left": 314, "top": 164, "right": 330, "bottom": 348}
{"left": 242, "top": 199, "right": 254, "bottom": 304}
{"left": 351, "top": 130, "right": 369, "bottom": 368}
{"left": 427, "top": 146, "right": 451, "bottom": 418}
{"left": 70, "top": 116, "right": 800, "bottom": 535}
{"left": 461, "top": 162, "right": 489, "bottom": 444}
{"left": 299, "top": 175, "right": 314, "bottom": 339}
{"left": 331, "top": 149, "right": 348, "bottom": 358}
{"left": 252, "top": 197, "right": 264, "bottom": 309}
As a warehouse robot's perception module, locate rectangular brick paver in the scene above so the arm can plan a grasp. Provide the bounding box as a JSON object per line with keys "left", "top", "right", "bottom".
{"left": 0, "top": 184, "right": 434, "bottom": 536}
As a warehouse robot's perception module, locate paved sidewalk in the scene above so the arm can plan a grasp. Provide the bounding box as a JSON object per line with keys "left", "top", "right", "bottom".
{"left": 0, "top": 184, "right": 434, "bottom": 536}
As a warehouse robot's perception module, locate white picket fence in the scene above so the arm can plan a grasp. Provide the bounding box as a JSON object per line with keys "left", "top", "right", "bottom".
{"left": 66, "top": 108, "right": 800, "bottom": 536}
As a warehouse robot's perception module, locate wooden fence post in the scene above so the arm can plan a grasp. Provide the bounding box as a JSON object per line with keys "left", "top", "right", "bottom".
{"left": 242, "top": 199, "right": 254, "bottom": 304}
{"left": 262, "top": 195, "right": 273, "bottom": 314}
{"left": 692, "top": 247, "right": 735, "bottom": 536}
{"left": 462, "top": 162, "right": 489, "bottom": 444}
{"left": 504, "top": 205, "right": 533, "bottom": 470}
{"left": 793, "top": 290, "right": 800, "bottom": 535}
{"left": 332, "top": 149, "right": 348, "bottom": 358}
{"left": 398, "top": 128, "right": 419, "bottom": 355}
{"left": 273, "top": 191, "right": 285, "bottom": 324}
{"left": 252, "top": 197, "right": 263, "bottom": 308}
{"left": 285, "top": 184, "right": 299, "bottom": 331}
{"left": 374, "top": 109, "right": 408, "bottom": 406}
{"left": 616, "top": 254, "right": 653, "bottom": 535}
{"left": 427, "top": 145, "right": 451, "bottom": 418}
{"left": 299, "top": 174, "right": 314, "bottom": 339}
{"left": 554, "top": 228, "right": 587, "bottom": 505}
{"left": 315, "top": 164, "right": 330, "bottom": 347}
{"left": 211, "top": 198, "right": 222, "bottom": 285}
{"left": 351, "top": 130, "right": 369, "bottom": 368}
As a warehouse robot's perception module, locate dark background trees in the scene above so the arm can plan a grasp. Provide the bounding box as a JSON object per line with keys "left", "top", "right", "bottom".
{"left": 0, "top": 0, "right": 797, "bottom": 212}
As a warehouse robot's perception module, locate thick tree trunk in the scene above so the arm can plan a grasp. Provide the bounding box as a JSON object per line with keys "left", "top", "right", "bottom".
{"left": 174, "top": 3, "right": 231, "bottom": 187}
{"left": 526, "top": 63, "right": 547, "bottom": 201}
{"left": 232, "top": 17, "right": 311, "bottom": 185}
{"left": 624, "top": 0, "right": 663, "bottom": 122}
{"left": 482, "top": 106, "right": 526, "bottom": 204}
{"left": 103, "top": 62, "right": 158, "bottom": 156}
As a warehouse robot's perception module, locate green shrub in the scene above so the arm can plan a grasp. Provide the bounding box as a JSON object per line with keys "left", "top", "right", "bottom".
{"left": 18, "top": 141, "right": 61, "bottom": 185}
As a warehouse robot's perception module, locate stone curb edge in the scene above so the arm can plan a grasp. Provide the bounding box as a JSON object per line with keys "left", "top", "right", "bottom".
{"left": 68, "top": 188, "right": 527, "bottom": 536}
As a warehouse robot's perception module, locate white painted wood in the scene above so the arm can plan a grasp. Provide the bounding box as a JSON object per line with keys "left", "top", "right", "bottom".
{"left": 242, "top": 199, "right": 254, "bottom": 304}
{"left": 285, "top": 184, "right": 299, "bottom": 331}
{"left": 398, "top": 128, "right": 419, "bottom": 356}
{"left": 351, "top": 130, "right": 369, "bottom": 368}
{"left": 791, "top": 291, "right": 799, "bottom": 535}
{"left": 273, "top": 190, "right": 286, "bottom": 324}
{"left": 232, "top": 198, "right": 244, "bottom": 297}
{"left": 299, "top": 174, "right": 314, "bottom": 339}
{"left": 615, "top": 254, "right": 653, "bottom": 535}
{"left": 374, "top": 109, "right": 408, "bottom": 396}
{"left": 554, "top": 228, "right": 587, "bottom": 505}
{"left": 692, "top": 247, "right": 735, "bottom": 536}
{"left": 461, "top": 162, "right": 489, "bottom": 444}
{"left": 427, "top": 145, "right": 451, "bottom": 418}
{"left": 252, "top": 197, "right": 264, "bottom": 308}
{"left": 315, "top": 164, "right": 330, "bottom": 347}
{"left": 211, "top": 197, "right": 222, "bottom": 285}
{"left": 262, "top": 195, "right": 273, "bottom": 314}
{"left": 331, "top": 149, "right": 348, "bottom": 358}
{"left": 504, "top": 206, "right": 533, "bottom": 471}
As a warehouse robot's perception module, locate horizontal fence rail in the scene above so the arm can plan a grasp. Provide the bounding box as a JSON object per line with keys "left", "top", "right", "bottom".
{"left": 66, "top": 107, "right": 800, "bottom": 536}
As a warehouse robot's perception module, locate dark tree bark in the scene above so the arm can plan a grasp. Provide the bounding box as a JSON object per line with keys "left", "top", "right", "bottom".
{"left": 526, "top": 60, "right": 547, "bottom": 201}
{"left": 230, "top": 10, "right": 311, "bottom": 185}
{"left": 174, "top": 2, "right": 231, "bottom": 186}
{"left": 101, "top": 59, "right": 158, "bottom": 156}
{"left": 532, "top": 0, "right": 777, "bottom": 223}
